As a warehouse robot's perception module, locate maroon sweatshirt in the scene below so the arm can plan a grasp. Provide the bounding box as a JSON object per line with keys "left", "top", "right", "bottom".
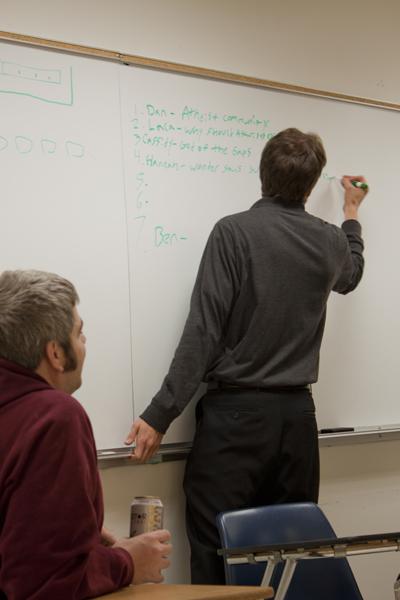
{"left": 0, "top": 359, "right": 133, "bottom": 599}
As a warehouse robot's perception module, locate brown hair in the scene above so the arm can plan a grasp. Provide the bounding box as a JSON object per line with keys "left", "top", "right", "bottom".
{"left": 259, "top": 128, "right": 327, "bottom": 203}
{"left": 0, "top": 270, "right": 79, "bottom": 370}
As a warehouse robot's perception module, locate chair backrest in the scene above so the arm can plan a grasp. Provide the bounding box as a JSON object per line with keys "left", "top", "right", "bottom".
{"left": 217, "top": 502, "right": 363, "bottom": 600}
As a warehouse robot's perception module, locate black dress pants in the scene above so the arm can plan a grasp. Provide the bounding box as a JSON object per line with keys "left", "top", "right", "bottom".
{"left": 183, "top": 387, "right": 319, "bottom": 584}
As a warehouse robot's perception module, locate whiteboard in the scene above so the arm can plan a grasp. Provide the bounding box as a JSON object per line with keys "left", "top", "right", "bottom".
{"left": 1, "top": 40, "right": 399, "bottom": 448}
{"left": 0, "top": 42, "right": 133, "bottom": 449}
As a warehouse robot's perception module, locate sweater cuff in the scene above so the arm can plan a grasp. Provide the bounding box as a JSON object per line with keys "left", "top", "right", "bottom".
{"left": 342, "top": 219, "right": 362, "bottom": 235}
{"left": 140, "top": 403, "right": 173, "bottom": 434}
{"left": 112, "top": 547, "right": 134, "bottom": 586}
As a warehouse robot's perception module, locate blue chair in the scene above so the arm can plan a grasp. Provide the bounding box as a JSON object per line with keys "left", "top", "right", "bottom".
{"left": 217, "top": 502, "right": 363, "bottom": 600}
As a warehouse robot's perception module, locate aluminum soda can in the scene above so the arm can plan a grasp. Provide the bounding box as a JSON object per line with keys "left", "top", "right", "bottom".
{"left": 129, "top": 496, "right": 164, "bottom": 537}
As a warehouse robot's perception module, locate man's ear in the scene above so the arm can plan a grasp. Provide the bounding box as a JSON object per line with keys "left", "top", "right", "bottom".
{"left": 44, "top": 340, "right": 65, "bottom": 372}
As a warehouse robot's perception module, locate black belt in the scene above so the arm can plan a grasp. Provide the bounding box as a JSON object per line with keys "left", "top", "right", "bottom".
{"left": 207, "top": 381, "right": 310, "bottom": 393}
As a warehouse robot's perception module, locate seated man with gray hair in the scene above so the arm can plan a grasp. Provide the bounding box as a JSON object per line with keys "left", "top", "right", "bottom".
{"left": 0, "top": 270, "right": 172, "bottom": 600}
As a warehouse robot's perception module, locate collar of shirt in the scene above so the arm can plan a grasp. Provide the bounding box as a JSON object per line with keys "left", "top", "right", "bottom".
{"left": 252, "top": 196, "right": 306, "bottom": 211}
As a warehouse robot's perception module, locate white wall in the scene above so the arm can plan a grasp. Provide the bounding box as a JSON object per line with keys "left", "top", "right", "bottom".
{"left": 3, "top": 0, "right": 400, "bottom": 104}
{"left": 100, "top": 439, "right": 400, "bottom": 598}
{"left": 320, "top": 441, "right": 400, "bottom": 599}
{"left": 100, "top": 460, "right": 190, "bottom": 584}
{"left": 3, "top": 1, "right": 400, "bottom": 597}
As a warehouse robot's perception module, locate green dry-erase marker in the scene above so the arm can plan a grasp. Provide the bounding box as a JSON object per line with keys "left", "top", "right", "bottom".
{"left": 351, "top": 180, "right": 368, "bottom": 190}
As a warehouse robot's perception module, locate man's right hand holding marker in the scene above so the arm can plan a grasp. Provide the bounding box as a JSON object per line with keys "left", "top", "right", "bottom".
{"left": 341, "top": 175, "right": 369, "bottom": 220}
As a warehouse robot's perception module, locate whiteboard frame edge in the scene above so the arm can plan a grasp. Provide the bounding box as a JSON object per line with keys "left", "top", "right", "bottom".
{"left": 1, "top": 30, "right": 400, "bottom": 112}
{"left": 98, "top": 428, "right": 400, "bottom": 465}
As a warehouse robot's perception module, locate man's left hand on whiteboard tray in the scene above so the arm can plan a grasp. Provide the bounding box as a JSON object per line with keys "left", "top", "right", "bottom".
{"left": 125, "top": 417, "right": 163, "bottom": 462}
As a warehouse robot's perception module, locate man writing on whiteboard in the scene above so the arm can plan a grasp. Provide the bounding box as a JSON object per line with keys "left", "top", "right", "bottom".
{"left": 126, "top": 128, "right": 367, "bottom": 583}
{"left": 0, "top": 270, "right": 171, "bottom": 599}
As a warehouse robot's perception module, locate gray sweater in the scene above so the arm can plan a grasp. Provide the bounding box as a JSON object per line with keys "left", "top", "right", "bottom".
{"left": 141, "top": 196, "right": 364, "bottom": 433}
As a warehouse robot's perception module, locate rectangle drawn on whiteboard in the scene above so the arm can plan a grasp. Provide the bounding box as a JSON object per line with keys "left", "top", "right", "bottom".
{"left": 0, "top": 58, "right": 73, "bottom": 105}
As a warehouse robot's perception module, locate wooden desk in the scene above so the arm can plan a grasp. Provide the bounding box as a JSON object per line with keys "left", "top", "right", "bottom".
{"left": 95, "top": 583, "right": 273, "bottom": 599}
